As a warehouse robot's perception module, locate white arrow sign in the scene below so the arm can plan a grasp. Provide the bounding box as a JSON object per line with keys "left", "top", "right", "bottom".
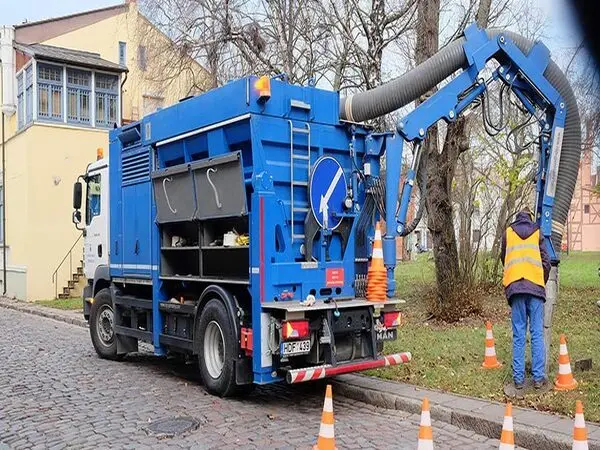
{"left": 319, "top": 167, "right": 344, "bottom": 219}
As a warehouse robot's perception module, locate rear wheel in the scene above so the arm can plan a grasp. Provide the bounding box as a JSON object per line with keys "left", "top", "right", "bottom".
{"left": 197, "top": 299, "right": 238, "bottom": 397}
{"left": 89, "top": 288, "right": 120, "bottom": 360}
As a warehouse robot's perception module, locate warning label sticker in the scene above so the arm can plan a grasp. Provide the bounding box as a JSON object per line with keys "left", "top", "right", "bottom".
{"left": 326, "top": 268, "right": 344, "bottom": 287}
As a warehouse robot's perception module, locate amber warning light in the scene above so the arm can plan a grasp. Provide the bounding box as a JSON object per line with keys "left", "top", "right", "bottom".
{"left": 255, "top": 75, "right": 271, "bottom": 103}
{"left": 96, "top": 147, "right": 104, "bottom": 160}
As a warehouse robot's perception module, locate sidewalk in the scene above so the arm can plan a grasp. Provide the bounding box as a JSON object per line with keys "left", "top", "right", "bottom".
{"left": 0, "top": 297, "right": 88, "bottom": 328}
{"left": 333, "top": 374, "right": 600, "bottom": 450}
{"left": 1, "top": 296, "right": 598, "bottom": 450}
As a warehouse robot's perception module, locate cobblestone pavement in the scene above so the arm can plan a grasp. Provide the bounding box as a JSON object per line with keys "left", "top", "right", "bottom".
{"left": 0, "top": 308, "right": 504, "bottom": 449}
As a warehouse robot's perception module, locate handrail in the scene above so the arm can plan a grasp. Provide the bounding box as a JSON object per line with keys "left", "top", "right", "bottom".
{"left": 52, "top": 233, "right": 83, "bottom": 299}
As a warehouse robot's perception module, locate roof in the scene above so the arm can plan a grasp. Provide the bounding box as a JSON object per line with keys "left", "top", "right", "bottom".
{"left": 14, "top": 3, "right": 127, "bottom": 29}
{"left": 14, "top": 42, "right": 127, "bottom": 73}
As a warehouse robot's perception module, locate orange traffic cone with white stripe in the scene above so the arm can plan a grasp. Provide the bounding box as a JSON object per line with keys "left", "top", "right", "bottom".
{"left": 313, "top": 384, "right": 336, "bottom": 450}
{"left": 367, "top": 222, "right": 387, "bottom": 302}
{"left": 555, "top": 334, "right": 578, "bottom": 391}
{"left": 499, "top": 402, "right": 515, "bottom": 450}
{"left": 572, "top": 400, "right": 589, "bottom": 450}
{"left": 417, "top": 397, "right": 434, "bottom": 450}
{"left": 481, "top": 321, "right": 502, "bottom": 369}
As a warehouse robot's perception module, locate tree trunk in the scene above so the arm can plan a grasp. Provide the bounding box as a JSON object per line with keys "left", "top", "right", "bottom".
{"left": 421, "top": 0, "right": 492, "bottom": 314}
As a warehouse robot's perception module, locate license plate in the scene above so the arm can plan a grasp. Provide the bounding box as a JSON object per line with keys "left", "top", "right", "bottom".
{"left": 281, "top": 339, "right": 311, "bottom": 356}
{"left": 376, "top": 328, "right": 397, "bottom": 342}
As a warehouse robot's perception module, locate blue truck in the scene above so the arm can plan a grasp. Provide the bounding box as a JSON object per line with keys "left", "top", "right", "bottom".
{"left": 72, "top": 25, "right": 580, "bottom": 396}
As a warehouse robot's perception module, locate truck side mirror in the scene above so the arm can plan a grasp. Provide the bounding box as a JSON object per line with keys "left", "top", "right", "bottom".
{"left": 73, "top": 182, "right": 83, "bottom": 210}
{"left": 72, "top": 210, "right": 82, "bottom": 225}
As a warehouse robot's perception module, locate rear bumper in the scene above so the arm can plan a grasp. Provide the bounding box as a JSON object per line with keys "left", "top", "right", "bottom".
{"left": 285, "top": 352, "right": 411, "bottom": 384}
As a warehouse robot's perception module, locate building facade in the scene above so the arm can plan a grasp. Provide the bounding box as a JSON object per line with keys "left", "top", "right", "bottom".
{"left": 1, "top": 1, "right": 206, "bottom": 300}
{"left": 564, "top": 144, "right": 600, "bottom": 252}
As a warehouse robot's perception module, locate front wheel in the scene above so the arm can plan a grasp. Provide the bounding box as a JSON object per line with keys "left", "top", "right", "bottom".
{"left": 197, "top": 299, "right": 237, "bottom": 397}
{"left": 89, "top": 288, "right": 119, "bottom": 360}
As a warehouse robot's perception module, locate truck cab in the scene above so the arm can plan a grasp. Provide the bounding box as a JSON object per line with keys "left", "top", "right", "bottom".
{"left": 72, "top": 150, "right": 109, "bottom": 320}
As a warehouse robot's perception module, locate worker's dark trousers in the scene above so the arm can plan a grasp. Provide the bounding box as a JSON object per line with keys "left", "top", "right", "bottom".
{"left": 511, "top": 294, "right": 545, "bottom": 384}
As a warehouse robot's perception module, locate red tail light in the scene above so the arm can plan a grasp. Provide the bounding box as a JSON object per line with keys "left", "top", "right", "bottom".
{"left": 383, "top": 311, "right": 402, "bottom": 328}
{"left": 282, "top": 320, "right": 309, "bottom": 340}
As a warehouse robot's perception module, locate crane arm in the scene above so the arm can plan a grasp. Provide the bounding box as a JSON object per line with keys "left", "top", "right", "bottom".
{"left": 362, "top": 24, "right": 577, "bottom": 296}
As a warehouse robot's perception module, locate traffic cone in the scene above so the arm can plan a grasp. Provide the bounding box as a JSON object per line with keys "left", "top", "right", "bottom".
{"left": 417, "top": 397, "right": 434, "bottom": 450}
{"left": 366, "top": 221, "right": 387, "bottom": 302}
{"left": 313, "top": 384, "right": 336, "bottom": 450}
{"left": 555, "top": 334, "right": 578, "bottom": 391}
{"left": 481, "top": 321, "right": 502, "bottom": 369}
{"left": 499, "top": 402, "right": 515, "bottom": 450}
{"left": 572, "top": 400, "right": 589, "bottom": 450}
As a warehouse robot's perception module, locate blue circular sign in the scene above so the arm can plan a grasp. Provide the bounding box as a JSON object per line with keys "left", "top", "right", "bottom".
{"left": 309, "top": 156, "right": 348, "bottom": 230}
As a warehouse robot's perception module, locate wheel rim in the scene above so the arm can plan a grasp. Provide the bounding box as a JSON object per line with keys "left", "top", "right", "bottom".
{"left": 204, "top": 320, "right": 225, "bottom": 379}
{"left": 96, "top": 304, "right": 115, "bottom": 347}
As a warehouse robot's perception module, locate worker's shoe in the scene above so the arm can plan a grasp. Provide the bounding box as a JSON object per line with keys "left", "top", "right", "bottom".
{"left": 514, "top": 381, "right": 526, "bottom": 391}
{"left": 534, "top": 378, "right": 548, "bottom": 390}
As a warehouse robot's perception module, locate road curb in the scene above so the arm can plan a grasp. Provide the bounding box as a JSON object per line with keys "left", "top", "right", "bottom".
{"left": 332, "top": 375, "right": 600, "bottom": 450}
{"left": 0, "top": 298, "right": 88, "bottom": 329}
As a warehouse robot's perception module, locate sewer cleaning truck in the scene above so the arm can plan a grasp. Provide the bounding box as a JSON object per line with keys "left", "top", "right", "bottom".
{"left": 72, "top": 24, "right": 580, "bottom": 396}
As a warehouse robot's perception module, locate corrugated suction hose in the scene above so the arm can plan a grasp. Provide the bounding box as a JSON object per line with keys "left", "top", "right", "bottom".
{"left": 340, "top": 29, "right": 581, "bottom": 251}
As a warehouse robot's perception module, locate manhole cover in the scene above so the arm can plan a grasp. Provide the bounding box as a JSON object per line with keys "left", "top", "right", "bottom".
{"left": 146, "top": 416, "right": 200, "bottom": 438}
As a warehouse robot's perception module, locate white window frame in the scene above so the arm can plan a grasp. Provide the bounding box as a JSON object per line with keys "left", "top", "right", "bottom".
{"left": 94, "top": 69, "right": 121, "bottom": 128}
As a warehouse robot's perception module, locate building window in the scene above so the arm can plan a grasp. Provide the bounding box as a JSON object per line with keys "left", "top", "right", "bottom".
{"left": 137, "top": 45, "right": 147, "bottom": 71}
{"left": 67, "top": 68, "right": 91, "bottom": 124}
{"left": 95, "top": 73, "right": 119, "bottom": 128}
{"left": 16, "top": 73, "right": 24, "bottom": 129}
{"left": 119, "top": 41, "right": 127, "bottom": 66}
{"left": 584, "top": 204, "right": 590, "bottom": 214}
{"left": 37, "top": 63, "right": 63, "bottom": 121}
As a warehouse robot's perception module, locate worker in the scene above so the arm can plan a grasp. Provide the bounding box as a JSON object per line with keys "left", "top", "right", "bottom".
{"left": 501, "top": 207, "right": 551, "bottom": 391}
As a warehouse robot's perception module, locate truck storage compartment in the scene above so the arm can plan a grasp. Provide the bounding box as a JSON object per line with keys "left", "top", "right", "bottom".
{"left": 200, "top": 217, "right": 249, "bottom": 282}
{"left": 191, "top": 151, "right": 247, "bottom": 220}
{"left": 152, "top": 164, "right": 196, "bottom": 223}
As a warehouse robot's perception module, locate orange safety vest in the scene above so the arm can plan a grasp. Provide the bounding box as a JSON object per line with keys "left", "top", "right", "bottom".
{"left": 503, "top": 227, "right": 544, "bottom": 288}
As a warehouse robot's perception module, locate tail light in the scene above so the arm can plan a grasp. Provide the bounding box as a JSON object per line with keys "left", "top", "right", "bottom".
{"left": 383, "top": 311, "right": 402, "bottom": 328}
{"left": 282, "top": 320, "right": 309, "bottom": 340}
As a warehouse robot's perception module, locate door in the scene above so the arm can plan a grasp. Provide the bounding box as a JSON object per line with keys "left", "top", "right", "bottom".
{"left": 84, "top": 164, "right": 109, "bottom": 280}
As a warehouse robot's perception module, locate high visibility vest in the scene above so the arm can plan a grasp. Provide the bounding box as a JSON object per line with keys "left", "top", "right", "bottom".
{"left": 503, "top": 227, "right": 544, "bottom": 288}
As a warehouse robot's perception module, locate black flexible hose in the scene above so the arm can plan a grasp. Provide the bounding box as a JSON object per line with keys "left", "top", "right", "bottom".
{"left": 340, "top": 29, "right": 581, "bottom": 250}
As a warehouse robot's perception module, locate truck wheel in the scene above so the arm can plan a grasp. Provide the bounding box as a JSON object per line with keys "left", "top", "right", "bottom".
{"left": 197, "top": 299, "right": 237, "bottom": 397}
{"left": 89, "top": 288, "right": 119, "bottom": 360}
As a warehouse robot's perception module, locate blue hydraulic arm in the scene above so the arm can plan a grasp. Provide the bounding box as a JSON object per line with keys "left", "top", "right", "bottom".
{"left": 382, "top": 24, "right": 566, "bottom": 297}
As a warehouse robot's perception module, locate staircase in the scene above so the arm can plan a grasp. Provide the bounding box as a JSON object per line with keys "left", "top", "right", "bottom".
{"left": 58, "top": 263, "right": 86, "bottom": 299}
{"left": 52, "top": 234, "right": 85, "bottom": 299}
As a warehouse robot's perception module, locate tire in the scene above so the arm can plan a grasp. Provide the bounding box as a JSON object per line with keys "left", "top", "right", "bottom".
{"left": 89, "top": 288, "right": 119, "bottom": 360}
{"left": 197, "top": 299, "right": 238, "bottom": 397}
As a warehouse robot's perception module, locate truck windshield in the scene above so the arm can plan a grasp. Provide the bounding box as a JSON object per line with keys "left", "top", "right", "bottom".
{"left": 85, "top": 174, "right": 101, "bottom": 225}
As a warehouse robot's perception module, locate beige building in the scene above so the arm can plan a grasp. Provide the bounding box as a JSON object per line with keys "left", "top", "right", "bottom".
{"left": 0, "top": 1, "right": 207, "bottom": 300}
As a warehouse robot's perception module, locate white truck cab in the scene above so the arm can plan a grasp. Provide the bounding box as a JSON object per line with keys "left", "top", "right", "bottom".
{"left": 72, "top": 151, "right": 109, "bottom": 319}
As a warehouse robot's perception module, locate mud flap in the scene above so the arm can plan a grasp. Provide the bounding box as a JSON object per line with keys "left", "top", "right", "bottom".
{"left": 235, "top": 357, "right": 254, "bottom": 385}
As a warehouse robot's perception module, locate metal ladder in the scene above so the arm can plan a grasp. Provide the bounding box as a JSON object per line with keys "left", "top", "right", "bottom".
{"left": 288, "top": 120, "right": 311, "bottom": 244}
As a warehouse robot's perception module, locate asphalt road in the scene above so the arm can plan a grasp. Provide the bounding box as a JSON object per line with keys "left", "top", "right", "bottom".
{"left": 0, "top": 308, "right": 503, "bottom": 449}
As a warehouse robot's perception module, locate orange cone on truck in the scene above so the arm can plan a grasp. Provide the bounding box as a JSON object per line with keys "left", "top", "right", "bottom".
{"left": 367, "top": 222, "right": 387, "bottom": 302}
